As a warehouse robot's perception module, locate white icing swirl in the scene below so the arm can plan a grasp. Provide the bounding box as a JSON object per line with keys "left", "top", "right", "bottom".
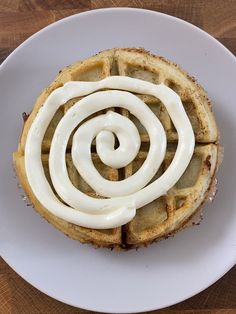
{"left": 25, "top": 76, "right": 195, "bottom": 229}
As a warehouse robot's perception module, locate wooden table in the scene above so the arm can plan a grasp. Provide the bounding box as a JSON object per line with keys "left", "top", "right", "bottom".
{"left": 0, "top": 1, "right": 235, "bottom": 313}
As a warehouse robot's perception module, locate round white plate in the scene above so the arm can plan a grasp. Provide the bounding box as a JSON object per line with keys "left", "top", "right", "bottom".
{"left": 0, "top": 8, "right": 235, "bottom": 313}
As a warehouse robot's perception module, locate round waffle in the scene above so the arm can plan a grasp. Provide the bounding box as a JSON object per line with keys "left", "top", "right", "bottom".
{"left": 13, "top": 48, "right": 220, "bottom": 249}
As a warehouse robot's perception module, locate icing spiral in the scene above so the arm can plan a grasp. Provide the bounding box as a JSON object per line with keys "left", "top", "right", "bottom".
{"left": 25, "top": 76, "right": 195, "bottom": 229}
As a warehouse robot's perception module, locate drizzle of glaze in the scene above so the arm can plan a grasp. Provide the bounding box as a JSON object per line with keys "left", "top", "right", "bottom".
{"left": 24, "top": 76, "right": 195, "bottom": 229}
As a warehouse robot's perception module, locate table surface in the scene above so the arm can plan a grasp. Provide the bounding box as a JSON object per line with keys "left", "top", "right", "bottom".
{"left": 0, "top": 1, "right": 235, "bottom": 313}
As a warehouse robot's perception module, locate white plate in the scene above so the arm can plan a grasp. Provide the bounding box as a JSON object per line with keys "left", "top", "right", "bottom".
{"left": 0, "top": 8, "right": 235, "bottom": 313}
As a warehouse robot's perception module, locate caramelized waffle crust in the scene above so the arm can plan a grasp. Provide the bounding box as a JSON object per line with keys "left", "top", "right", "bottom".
{"left": 13, "top": 48, "right": 220, "bottom": 249}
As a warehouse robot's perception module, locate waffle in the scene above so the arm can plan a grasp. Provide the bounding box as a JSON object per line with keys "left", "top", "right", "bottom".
{"left": 13, "top": 48, "right": 220, "bottom": 249}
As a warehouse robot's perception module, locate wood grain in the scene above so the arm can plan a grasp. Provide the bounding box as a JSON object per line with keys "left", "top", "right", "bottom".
{"left": 0, "top": 1, "right": 235, "bottom": 313}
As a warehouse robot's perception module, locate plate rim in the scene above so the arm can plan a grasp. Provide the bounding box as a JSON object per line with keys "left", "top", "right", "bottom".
{"left": 0, "top": 7, "right": 235, "bottom": 71}
{"left": 0, "top": 7, "right": 235, "bottom": 313}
